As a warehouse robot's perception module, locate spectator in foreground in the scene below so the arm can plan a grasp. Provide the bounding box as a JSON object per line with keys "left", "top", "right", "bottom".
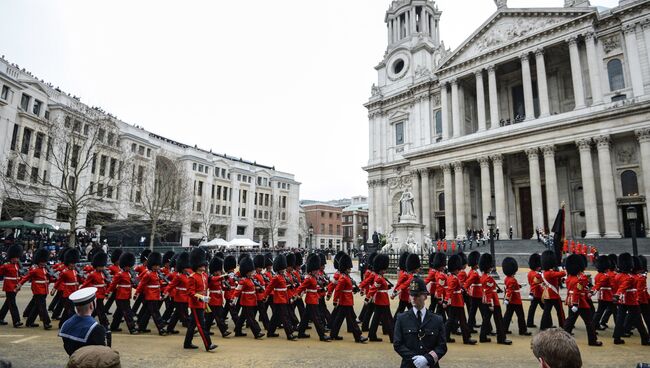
{"left": 66, "top": 345, "right": 121, "bottom": 368}
{"left": 531, "top": 328, "right": 582, "bottom": 368}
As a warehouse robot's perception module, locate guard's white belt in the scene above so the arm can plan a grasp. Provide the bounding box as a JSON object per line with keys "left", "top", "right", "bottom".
{"left": 117, "top": 285, "right": 131, "bottom": 288}
{"left": 64, "top": 283, "right": 78, "bottom": 286}
{"left": 147, "top": 285, "right": 160, "bottom": 288}
{"left": 377, "top": 290, "right": 389, "bottom": 293}
{"left": 306, "top": 289, "right": 318, "bottom": 293}
{"left": 342, "top": 290, "right": 353, "bottom": 293}
{"left": 209, "top": 290, "right": 223, "bottom": 294}
{"left": 626, "top": 289, "right": 637, "bottom": 292}
{"left": 242, "top": 291, "right": 256, "bottom": 295}
{"left": 274, "top": 288, "right": 287, "bottom": 291}
{"left": 453, "top": 290, "right": 463, "bottom": 294}
{"left": 600, "top": 287, "right": 612, "bottom": 290}
{"left": 176, "top": 287, "right": 187, "bottom": 291}
{"left": 34, "top": 280, "right": 48, "bottom": 284}
{"left": 4, "top": 277, "right": 17, "bottom": 280}
{"left": 470, "top": 284, "right": 482, "bottom": 287}
{"left": 93, "top": 284, "right": 106, "bottom": 288}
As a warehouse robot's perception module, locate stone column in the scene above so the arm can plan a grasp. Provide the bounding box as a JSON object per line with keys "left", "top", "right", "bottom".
{"left": 526, "top": 148, "right": 545, "bottom": 235}
{"left": 451, "top": 79, "right": 461, "bottom": 138}
{"left": 421, "top": 169, "right": 431, "bottom": 236}
{"left": 381, "top": 180, "right": 389, "bottom": 234}
{"left": 488, "top": 66, "right": 499, "bottom": 128}
{"left": 542, "top": 145, "right": 559, "bottom": 227}
{"left": 492, "top": 154, "right": 508, "bottom": 233}
{"left": 643, "top": 20, "right": 650, "bottom": 83}
{"left": 388, "top": 20, "right": 393, "bottom": 44}
{"left": 478, "top": 157, "right": 492, "bottom": 231}
{"left": 595, "top": 135, "right": 622, "bottom": 238}
{"left": 397, "top": 16, "right": 401, "bottom": 40}
{"left": 368, "top": 181, "right": 376, "bottom": 234}
{"left": 535, "top": 49, "right": 550, "bottom": 117}
{"left": 411, "top": 7, "right": 417, "bottom": 33}
{"left": 414, "top": 171, "right": 423, "bottom": 222}
{"left": 623, "top": 23, "right": 645, "bottom": 98}
{"left": 421, "top": 9, "right": 427, "bottom": 35}
{"left": 521, "top": 53, "right": 535, "bottom": 121}
{"left": 567, "top": 36, "right": 586, "bottom": 109}
{"left": 441, "top": 82, "right": 450, "bottom": 140}
{"left": 576, "top": 138, "right": 600, "bottom": 238}
{"left": 453, "top": 161, "right": 466, "bottom": 239}
{"left": 475, "top": 70, "right": 487, "bottom": 131}
{"left": 442, "top": 163, "right": 455, "bottom": 239}
{"left": 636, "top": 128, "right": 650, "bottom": 237}
{"left": 584, "top": 32, "right": 603, "bottom": 105}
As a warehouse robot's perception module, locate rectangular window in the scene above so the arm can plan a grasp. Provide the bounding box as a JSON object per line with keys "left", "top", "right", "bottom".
{"left": 264, "top": 194, "right": 269, "bottom": 206}
{"left": 32, "top": 100, "right": 42, "bottom": 116}
{"left": 217, "top": 185, "right": 222, "bottom": 200}
{"left": 135, "top": 190, "right": 141, "bottom": 202}
{"left": 83, "top": 124, "right": 89, "bottom": 135}
{"left": 241, "top": 189, "right": 247, "bottom": 203}
{"left": 109, "top": 158, "right": 116, "bottom": 179}
{"left": 193, "top": 163, "right": 197, "bottom": 171}
{"left": 0, "top": 85, "right": 9, "bottom": 100}
{"left": 146, "top": 148, "right": 151, "bottom": 157}
{"left": 98, "top": 128, "right": 105, "bottom": 142}
{"left": 97, "top": 183, "right": 104, "bottom": 197}
{"left": 337, "top": 225, "right": 341, "bottom": 235}
{"left": 131, "top": 143, "right": 136, "bottom": 152}
{"left": 211, "top": 185, "right": 215, "bottom": 199}
{"left": 329, "top": 224, "right": 333, "bottom": 234}
{"left": 395, "top": 122, "right": 404, "bottom": 145}
{"left": 138, "top": 145, "right": 144, "bottom": 155}
{"left": 222, "top": 206, "right": 227, "bottom": 215}
{"left": 221, "top": 168, "right": 226, "bottom": 178}
{"left": 241, "top": 208, "right": 246, "bottom": 217}
{"left": 137, "top": 165, "right": 144, "bottom": 185}
{"left": 56, "top": 206, "right": 70, "bottom": 222}
{"left": 20, "top": 94, "right": 30, "bottom": 111}
{"left": 73, "top": 120, "right": 82, "bottom": 133}
{"left": 198, "top": 164, "right": 203, "bottom": 173}
{"left": 5, "top": 160, "right": 13, "bottom": 178}
{"left": 107, "top": 132, "right": 115, "bottom": 146}
{"left": 89, "top": 182, "right": 94, "bottom": 195}
{"left": 16, "top": 164, "right": 26, "bottom": 181}
{"left": 34, "top": 132, "right": 44, "bottom": 158}
{"left": 197, "top": 181, "right": 203, "bottom": 196}
{"left": 91, "top": 154, "right": 97, "bottom": 174}
{"left": 196, "top": 201, "right": 202, "bottom": 212}
{"left": 21, "top": 127, "right": 32, "bottom": 154}
{"left": 99, "top": 155, "right": 107, "bottom": 176}
{"left": 278, "top": 228, "right": 286, "bottom": 237}
{"left": 320, "top": 224, "right": 325, "bottom": 232}
{"left": 68, "top": 175, "right": 76, "bottom": 190}
{"left": 10, "top": 125, "right": 19, "bottom": 151}
{"left": 237, "top": 174, "right": 241, "bottom": 181}
{"left": 30, "top": 167, "right": 38, "bottom": 184}
{"left": 70, "top": 144, "right": 80, "bottom": 168}
{"left": 107, "top": 186, "right": 113, "bottom": 199}
{"left": 237, "top": 226, "right": 246, "bottom": 235}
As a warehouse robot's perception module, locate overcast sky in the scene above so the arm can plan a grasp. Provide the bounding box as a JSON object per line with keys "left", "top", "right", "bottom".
{"left": 0, "top": 0, "right": 618, "bottom": 201}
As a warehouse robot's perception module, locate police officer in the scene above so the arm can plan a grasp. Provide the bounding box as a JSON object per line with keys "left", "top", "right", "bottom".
{"left": 58, "top": 287, "right": 107, "bottom": 356}
{"left": 394, "top": 277, "right": 447, "bottom": 368}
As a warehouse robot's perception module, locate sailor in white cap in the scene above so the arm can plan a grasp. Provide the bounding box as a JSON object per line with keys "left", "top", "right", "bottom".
{"left": 58, "top": 287, "right": 107, "bottom": 356}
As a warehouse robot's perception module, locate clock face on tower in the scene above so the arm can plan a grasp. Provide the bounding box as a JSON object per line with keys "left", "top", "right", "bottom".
{"left": 387, "top": 52, "right": 410, "bottom": 81}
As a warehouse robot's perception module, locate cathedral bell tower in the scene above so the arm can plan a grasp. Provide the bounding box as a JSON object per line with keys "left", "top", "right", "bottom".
{"left": 373, "top": 1, "right": 445, "bottom": 95}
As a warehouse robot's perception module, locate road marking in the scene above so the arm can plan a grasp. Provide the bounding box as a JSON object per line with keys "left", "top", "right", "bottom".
{"left": 12, "top": 336, "right": 39, "bottom": 344}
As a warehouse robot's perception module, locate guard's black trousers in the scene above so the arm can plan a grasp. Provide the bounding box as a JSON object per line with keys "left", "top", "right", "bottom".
{"left": 58, "top": 297, "right": 74, "bottom": 328}
{"left": 330, "top": 305, "right": 362, "bottom": 341}
{"left": 267, "top": 303, "right": 294, "bottom": 338}
{"left": 104, "top": 291, "right": 116, "bottom": 313}
{"left": 166, "top": 301, "right": 188, "bottom": 332}
{"left": 446, "top": 306, "right": 473, "bottom": 343}
{"left": 161, "top": 297, "right": 175, "bottom": 322}
{"left": 318, "top": 297, "right": 331, "bottom": 328}
{"left": 361, "top": 302, "right": 375, "bottom": 331}
{"left": 26, "top": 294, "right": 50, "bottom": 326}
{"left": 393, "top": 300, "right": 411, "bottom": 320}
{"left": 138, "top": 300, "right": 165, "bottom": 332}
{"left": 48, "top": 290, "right": 61, "bottom": 312}
{"left": 205, "top": 305, "right": 229, "bottom": 336}
{"left": 540, "top": 299, "right": 565, "bottom": 330}
{"left": 502, "top": 303, "right": 528, "bottom": 334}
{"left": 592, "top": 300, "right": 613, "bottom": 328}
{"left": 257, "top": 301, "right": 270, "bottom": 330}
{"left": 435, "top": 300, "right": 448, "bottom": 322}
{"left": 480, "top": 305, "right": 507, "bottom": 343}
{"left": 298, "top": 304, "right": 327, "bottom": 338}
{"left": 92, "top": 298, "right": 109, "bottom": 327}
{"left": 563, "top": 307, "right": 598, "bottom": 344}
{"left": 0, "top": 292, "right": 21, "bottom": 325}
{"left": 613, "top": 305, "right": 649, "bottom": 343}
{"left": 221, "top": 299, "right": 239, "bottom": 325}
{"left": 110, "top": 299, "right": 136, "bottom": 332}
{"left": 185, "top": 308, "right": 213, "bottom": 350}
{"left": 527, "top": 297, "right": 542, "bottom": 327}
{"left": 235, "top": 305, "right": 262, "bottom": 336}
{"left": 467, "top": 296, "right": 485, "bottom": 329}
{"left": 368, "top": 305, "right": 394, "bottom": 342}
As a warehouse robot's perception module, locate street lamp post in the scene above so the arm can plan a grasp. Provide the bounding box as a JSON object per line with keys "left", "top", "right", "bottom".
{"left": 308, "top": 225, "right": 314, "bottom": 252}
{"left": 362, "top": 222, "right": 368, "bottom": 250}
{"left": 487, "top": 213, "right": 499, "bottom": 279}
{"left": 627, "top": 206, "right": 638, "bottom": 256}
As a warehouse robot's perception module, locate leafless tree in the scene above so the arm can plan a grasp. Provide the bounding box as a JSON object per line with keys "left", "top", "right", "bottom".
{"left": 136, "top": 155, "right": 191, "bottom": 250}
{"left": 195, "top": 198, "right": 221, "bottom": 241}
{"left": 1, "top": 113, "right": 133, "bottom": 248}
{"left": 254, "top": 198, "right": 289, "bottom": 247}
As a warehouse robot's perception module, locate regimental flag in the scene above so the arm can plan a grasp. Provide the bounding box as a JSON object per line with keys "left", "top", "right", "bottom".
{"left": 550, "top": 202, "right": 566, "bottom": 265}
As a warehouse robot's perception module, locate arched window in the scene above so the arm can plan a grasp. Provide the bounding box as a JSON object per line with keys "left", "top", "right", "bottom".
{"left": 621, "top": 170, "right": 639, "bottom": 196}
{"left": 607, "top": 59, "right": 625, "bottom": 91}
{"left": 438, "top": 193, "right": 445, "bottom": 211}
{"left": 435, "top": 111, "right": 442, "bottom": 135}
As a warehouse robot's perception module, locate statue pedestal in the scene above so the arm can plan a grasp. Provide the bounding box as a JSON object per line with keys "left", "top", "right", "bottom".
{"left": 392, "top": 220, "right": 425, "bottom": 252}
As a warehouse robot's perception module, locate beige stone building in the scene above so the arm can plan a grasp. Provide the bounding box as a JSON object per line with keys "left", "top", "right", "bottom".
{"left": 365, "top": 0, "right": 650, "bottom": 241}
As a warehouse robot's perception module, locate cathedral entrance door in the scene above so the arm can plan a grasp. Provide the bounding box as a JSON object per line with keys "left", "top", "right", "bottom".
{"left": 519, "top": 187, "right": 533, "bottom": 239}
{"left": 437, "top": 217, "right": 445, "bottom": 240}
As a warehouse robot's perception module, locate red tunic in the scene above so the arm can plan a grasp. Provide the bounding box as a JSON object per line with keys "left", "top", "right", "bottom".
{"left": 636, "top": 273, "right": 649, "bottom": 305}
{"left": 527, "top": 270, "right": 543, "bottom": 299}
{"left": 187, "top": 272, "right": 208, "bottom": 309}
{"left": 136, "top": 270, "right": 162, "bottom": 301}
{"left": 0, "top": 263, "right": 20, "bottom": 292}
{"left": 54, "top": 268, "right": 80, "bottom": 298}
{"left": 435, "top": 272, "right": 448, "bottom": 300}
{"left": 208, "top": 275, "right": 224, "bottom": 307}
{"left": 615, "top": 273, "right": 639, "bottom": 306}
{"left": 372, "top": 274, "right": 391, "bottom": 306}
{"left": 463, "top": 269, "right": 482, "bottom": 298}
{"left": 592, "top": 272, "right": 613, "bottom": 302}
{"left": 394, "top": 271, "right": 413, "bottom": 302}
{"left": 424, "top": 268, "right": 437, "bottom": 295}
{"left": 81, "top": 270, "right": 107, "bottom": 299}
{"left": 263, "top": 273, "right": 290, "bottom": 304}
{"left": 608, "top": 270, "right": 619, "bottom": 292}
{"left": 166, "top": 272, "right": 189, "bottom": 303}
{"left": 481, "top": 273, "right": 500, "bottom": 307}
{"left": 334, "top": 273, "right": 355, "bottom": 306}
{"left": 504, "top": 275, "right": 522, "bottom": 305}
{"left": 542, "top": 270, "right": 565, "bottom": 300}
{"left": 107, "top": 264, "right": 120, "bottom": 276}
{"left": 254, "top": 273, "right": 266, "bottom": 301}
{"left": 234, "top": 278, "right": 258, "bottom": 307}
{"left": 224, "top": 273, "right": 238, "bottom": 300}
{"left": 565, "top": 274, "right": 590, "bottom": 309}
{"left": 445, "top": 274, "right": 464, "bottom": 307}
{"left": 106, "top": 270, "right": 132, "bottom": 300}
{"left": 296, "top": 275, "right": 320, "bottom": 305}
{"left": 19, "top": 266, "right": 52, "bottom": 295}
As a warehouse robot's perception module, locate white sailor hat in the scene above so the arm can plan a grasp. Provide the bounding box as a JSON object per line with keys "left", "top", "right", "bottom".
{"left": 69, "top": 287, "right": 97, "bottom": 306}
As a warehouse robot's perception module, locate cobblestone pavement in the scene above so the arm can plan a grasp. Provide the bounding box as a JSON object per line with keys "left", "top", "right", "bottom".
{"left": 0, "top": 268, "right": 648, "bottom": 367}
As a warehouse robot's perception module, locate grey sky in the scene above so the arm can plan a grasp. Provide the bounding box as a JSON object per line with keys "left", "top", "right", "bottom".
{"left": 0, "top": 0, "right": 618, "bottom": 200}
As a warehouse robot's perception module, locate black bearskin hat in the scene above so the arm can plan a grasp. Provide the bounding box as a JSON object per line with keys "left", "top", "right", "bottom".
{"left": 119, "top": 252, "right": 136, "bottom": 269}
{"left": 632, "top": 256, "right": 642, "bottom": 273}
{"left": 214, "top": 252, "right": 225, "bottom": 260}
{"left": 428, "top": 252, "right": 436, "bottom": 267}
{"left": 7, "top": 244, "right": 22, "bottom": 259}
{"left": 468, "top": 251, "right": 481, "bottom": 267}
{"left": 565, "top": 254, "right": 582, "bottom": 276}
{"left": 333, "top": 251, "right": 346, "bottom": 270}
{"left": 163, "top": 251, "right": 175, "bottom": 265}
{"left": 59, "top": 247, "right": 68, "bottom": 262}
{"left": 541, "top": 250, "right": 556, "bottom": 271}
{"left": 33, "top": 248, "right": 50, "bottom": 264}
{"left": 224, "top": 255, "right": 237, "bottom": 271}
{"left": 254, "top": 254, "right": 265, "bottom": 269}
{"left": 307, "top": 254, "right": 321, "bottom": 273}
{"left": 339, "top": 253, "right": 353, "bottom": 271}
{"left": 607, "top": 254, "right": 618, "bottom": 270}
{"left": 147, "top": 252, "right": 162, "bottom": 269}
{"left": 579, "top": 254, "right": 588, "bottom": 270}
{"left": 432, "top": 252, "right": 447, "bottom": 269}
{"left": 398, "top": 252, "right": 410, "bottom": 271}
{"left": 176, "top": 252, "right": 190, "bottom": 270}
{"left": 459, "top": 252, "right": 468, "bottom": 266}
{"left": 447, "top": 254, "right": 463, "bottom": 273}
{"left": 479, "top": 253, "right": 493, "bottom": 273}
{"left": 295, "top": 252, "right": 303, "bottom": 268}
{"left": 406, "top": 253, "right": 421, "bottom": 272}
{"left": 92, "top": 251, "right": 108, "bottom": 268}
{"left": 190, "top": 248, "right": 208, "bottom": 271}
{"left": 238, "top": 253, "right": 250, "bottom": 265}
{"left": 239, "top": 257, "right": 254, "bottom": 275}
{"left": 64, "top": 248, "right": 80, "bottom": 265}
{"left": 110, "top": 249, "right": 123, "bottom": 264}
{"left": 286, "top": 253, "right": 296, "bottom": 268}
{"left": 318, "top": 253, "right": 326, "bottom": 268}
{"left": 264, "top": 253, "right": 274, "bottom": 268}
{"left": 209, "top": 257, "right": 223, "bottom": 274}
{"left": 170, "top": 253, "right": 178, "bottom": 269}
{"left": 502, "top": 257, "right": 518, "bottom": 276}
{"left": 639, "top": 255, "right": 647, "bottom": 272}
{"left": 367, "top": 252, "right": 377, "bottom": 271}
{"left": 140, "top": 249, "right": 151, "bottom": 264}
{"left": 87, "top": 248, "right": 99, "bottom": 264}
{"left": 374, "top": 254, "right": 389, "bottom": 272}
{"left": 618, "top": 252, "right": 633, "bottom": 273}
{"left": 528, "top": 253, "right": 541, "bottom": 270}
{"left": 595, "top": 255, "right": 610, "bottom": 273}
{"left": 273, "top": 254, "right": 287, "bottom": 272}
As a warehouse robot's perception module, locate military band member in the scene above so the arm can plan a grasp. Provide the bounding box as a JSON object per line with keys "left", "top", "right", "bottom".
{"left": 432, "top": 253, "right": 448, "bottom": 322}
{"left": 165, "top": 252, "right": 190, "bottom": 335}
{"left": 103, "top": 249, "right": 122, "bottom": 314}
{"left": 204, "top": 256, "right": 231, "bottom": 338}
{"left": 444, "top": 254, "right": 476, "bottom": 345}
{"left": 232, "top": 257, "right": 264, "bottom": 339}
{"left": 329, "top": 253, "right": 367, "bottom": 343}
{"left": 58, "top": 287, "right": 106, "bottom": 356}
{"left": 479, "top": 253, "right": 511, "bottom": 345}
{"left": 295, "top": 254, "right": 331, "bottom": 341}
{"left": 184, "top": 248, "right": 217, "bottom": 351}
{"left": 106, "top": 252, "right": 138, "bottom": 334}
{"left": 18, "top": 248, "right": 53, "bottom": 329}
{"left": 253, "top": 254, "right": 269, "bottom": 330}
{"left": 526, "top": 253, "right": 543, "bottom": 328}
{"left": 613, "top": 253, "right": 650, "bottom": 345}
{"left": 81, "top": 251, "right": 110, "bottom": 329}
{"left": 539, "top": 250, "right": 566, "bottom": 330}
{"left": 131, "top": 249, "right": 151, "bottom": 316}
{"left": 222, "top": 255, "right": 239, "bottom": 324}
{"left": 464, "top": 251, "right": 483, "bottom": 332}
{"left": 48, "top": 250, "right": 67, "bottom": 319}
{"left": 501, "top": 257, "right": 530, "bottom": 336}
{"left": 367, "top": 254, "right": 394, "bottom": 342}
{"left": 359, "top": 252, "right": 377, "bottom": 331}
{"left": 393, "top": 277, "right": 447, "bottom": 368}
{"left": 562, "top": 254, "right": 601, "bottom": 346}
{"left": 392, "top": 252, "right": 412, "bottom": 319}
{"left": 263, "top": 254, "right": 297, "bottom": 340}
{"left": 592, "top": 255, "right": 613, "bottom": 330}
{"left": 55, "top": 249, "right": 81, "bottom": 328}
{"left": 0, "top": 244, "right": 23, "bottom": 327}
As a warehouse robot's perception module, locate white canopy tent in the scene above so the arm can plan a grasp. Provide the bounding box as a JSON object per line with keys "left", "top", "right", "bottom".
{"left": 226, "top": 238, "right": 260, "bottom": 248}
{"left": 200, "top": 238, "right": 230, "bottom": 247}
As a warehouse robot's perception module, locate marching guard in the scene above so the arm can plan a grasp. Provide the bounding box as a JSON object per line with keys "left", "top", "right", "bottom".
{"left": 0, "top": 244, "right": 23, "bottom": 327}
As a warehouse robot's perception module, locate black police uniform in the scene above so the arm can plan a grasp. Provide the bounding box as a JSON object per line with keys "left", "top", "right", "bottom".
{"left": 393, "top": 277, "right": 447, "bottom": 368}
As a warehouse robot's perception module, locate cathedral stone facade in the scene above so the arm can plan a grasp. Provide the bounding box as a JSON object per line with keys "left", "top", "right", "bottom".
{"left": 365, "top": 0, "right": 650, "bottom": 241}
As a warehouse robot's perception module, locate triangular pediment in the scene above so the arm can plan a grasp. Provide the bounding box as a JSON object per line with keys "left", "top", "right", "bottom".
{"left": 389, "top": 109, "right": 410, "bottom": 122}
{"left": 438, "top": 8, "right": 595, "bottom": 70}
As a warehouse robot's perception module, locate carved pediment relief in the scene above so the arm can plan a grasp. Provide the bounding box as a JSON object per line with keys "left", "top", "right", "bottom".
{"left": 388, "top": 109, "right": 410, "bottom": 123}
